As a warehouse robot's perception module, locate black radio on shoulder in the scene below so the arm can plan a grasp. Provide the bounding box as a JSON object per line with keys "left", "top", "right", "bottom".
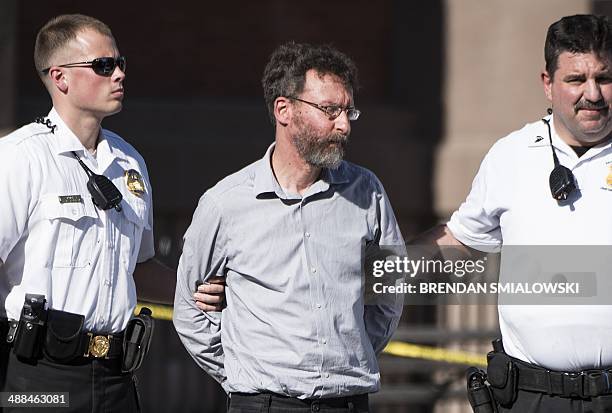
{"left": 542, "top": 109, "right": 577, "bottom": 202}
{"left": 87, "top": 174, "right": 123, "bottom": 211}
{"left": 72, "top": 151, "right": 123, "bottom": 212}
{"left": 549, "top": 164, "right": 576, "bottom": 201}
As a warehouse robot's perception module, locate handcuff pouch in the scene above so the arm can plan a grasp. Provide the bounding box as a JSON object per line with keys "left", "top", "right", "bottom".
{"left": 44, "top": 309, "right": 84, "bottom": 363}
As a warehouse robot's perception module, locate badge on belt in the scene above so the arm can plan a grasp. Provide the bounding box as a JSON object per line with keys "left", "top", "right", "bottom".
{"left": 124, "top": 169, "right": 145, "bottom": 197}
{"left": 607, "top": 165, "right": 612, "bottom": 189}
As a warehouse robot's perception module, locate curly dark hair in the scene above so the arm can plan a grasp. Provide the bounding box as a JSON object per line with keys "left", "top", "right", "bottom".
{"left": 261, "top": 42, "right": 359, "bottom": 125}
{"left": 545, "top": 14, "right": 612, "bottom": 78}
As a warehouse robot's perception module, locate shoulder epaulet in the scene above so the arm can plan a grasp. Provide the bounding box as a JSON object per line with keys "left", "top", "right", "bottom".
{"left": 8, "top": 116, "right": 55, "bottom": 144}
{"left": 1, "top": 122, "right": 52, "bottom": 145}
{"left": 26, "top": 123, "right": 54, "bottom": 136}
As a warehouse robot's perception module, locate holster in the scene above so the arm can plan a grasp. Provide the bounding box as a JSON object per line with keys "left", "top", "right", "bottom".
{"left": 122, "top": 307, "right": 154, "bottom": 373}
{"left": 43, "top": 309, "right": 85, "bottom": 363}
{"left": 466, "top": 367, "right": 497, "bottom": 413}
{"left": 487, "top": 350, "right": 518, "bottom": 407}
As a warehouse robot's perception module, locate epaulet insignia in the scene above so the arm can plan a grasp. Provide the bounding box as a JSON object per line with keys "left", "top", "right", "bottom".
{"left": 33, "top": 116, "right": 57, "bottom": 133}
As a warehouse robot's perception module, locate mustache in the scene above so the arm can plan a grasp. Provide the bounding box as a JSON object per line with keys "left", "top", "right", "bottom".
{"left": 575, "top": 100, "right": 608, "bottom": 111}
{"left": 326, "top": 133, "right": 349, "bottom": 144}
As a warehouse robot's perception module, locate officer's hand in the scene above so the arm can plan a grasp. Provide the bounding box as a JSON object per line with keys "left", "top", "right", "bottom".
{"left": 194, "top": 276, "right": 226, "bottom": 312}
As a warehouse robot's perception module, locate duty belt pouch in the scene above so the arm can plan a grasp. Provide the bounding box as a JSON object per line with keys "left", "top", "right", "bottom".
{"left": 122, "top": 308, "right": 154, "bottom": 373}
{"left": 487, "top": 351, "right": 518, "bottom": 407}
{"left": 44, "top": 309, "right": 85, "bottom": 363}
{"left": 13, "top": 294, "right": 48, "bottom": 361}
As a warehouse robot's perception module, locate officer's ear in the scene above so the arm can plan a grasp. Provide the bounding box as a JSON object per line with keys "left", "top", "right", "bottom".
{"left": 274, "top": 96, "right": 291, "bottom": 127}
{"left": 541, "top": 69, "right": 553, "bottom": 102}
{"left": 47, "top": 67, "right": 69, "bottom": 94}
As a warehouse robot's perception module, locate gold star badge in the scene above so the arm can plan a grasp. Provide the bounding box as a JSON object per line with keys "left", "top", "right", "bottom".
{"left": 124, "top": 169, "right": 145, "bottom": 197}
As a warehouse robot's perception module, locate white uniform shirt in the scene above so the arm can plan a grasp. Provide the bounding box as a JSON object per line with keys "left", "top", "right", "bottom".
{"left": 0, "top": 108, "right": 154, "bottom": 333}
{"left": 447, "top": 116, "right": 612, "bottom": 371}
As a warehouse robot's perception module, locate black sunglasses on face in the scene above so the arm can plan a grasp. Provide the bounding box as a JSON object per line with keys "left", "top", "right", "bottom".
{"left": 41, "top": 56, "right": 126, "bottom": 77}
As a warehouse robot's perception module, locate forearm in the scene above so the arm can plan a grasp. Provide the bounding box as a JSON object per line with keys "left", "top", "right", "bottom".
{"left": 133, "top": 258, "right": 176, "bottom": 305}
{"left": 409, "top": 224, "right": 464, "bottom": 246}
{"left": 173, "top": 269, "right": 226, "bottom": 386}
{"left": 406, "top": 224, "right": 475, "bottom": 263}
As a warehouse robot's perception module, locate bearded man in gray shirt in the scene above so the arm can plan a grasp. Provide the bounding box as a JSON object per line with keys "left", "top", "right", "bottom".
{"left": 173, "top": 42, "right": 404, "bottom": 413}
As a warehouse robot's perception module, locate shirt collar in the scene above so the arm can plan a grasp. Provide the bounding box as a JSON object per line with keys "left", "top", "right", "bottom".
{"left": 47, "top": 108, "right": 87, "bottom": 155}
{"left": 544, "top": 114, "right": 612, "bottom": 159}
{"left": 253, "top": 142, "right": 350, "bottom": 199}
{"left": 46, "top": 108, "right": 127, "bottom": 170}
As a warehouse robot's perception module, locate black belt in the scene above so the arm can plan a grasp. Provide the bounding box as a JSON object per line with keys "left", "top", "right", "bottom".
{"left": 230, "top": 392, "right": 368, "bottom": 411}
{"left": 5, "top": 321, "right": 123, "bottom": 361}
{"left": 514, "top": 357, "right": 612, "bottom": 398}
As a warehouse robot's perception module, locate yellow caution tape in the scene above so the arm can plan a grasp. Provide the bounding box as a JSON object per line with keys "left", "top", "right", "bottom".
{"left": 383, "top": 341, "right": 487, "bottom": 367}
{"left": 135, "top": 302, "right": 174, "bottom": 321}
{"left": 136, "top": 302, "right": 487, "bottom": 367}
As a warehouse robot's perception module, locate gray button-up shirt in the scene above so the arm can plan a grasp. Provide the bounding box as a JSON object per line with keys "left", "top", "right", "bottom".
{"left": 173, "top": 144, "right": 404, "bottom": 398}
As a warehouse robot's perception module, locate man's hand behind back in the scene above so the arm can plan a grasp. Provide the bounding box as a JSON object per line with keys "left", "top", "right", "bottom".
{"left": 194, "top": 276, "right": 226, "bottom": 312}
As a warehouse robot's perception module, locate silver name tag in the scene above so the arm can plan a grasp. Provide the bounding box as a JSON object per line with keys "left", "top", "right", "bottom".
{"left": 58, "top": 195, "right": 83, "bottom": 204}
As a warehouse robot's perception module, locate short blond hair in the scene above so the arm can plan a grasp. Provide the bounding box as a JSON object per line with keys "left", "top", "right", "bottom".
{"left": 34, "top": 14, "right": 114, "bottom": 73}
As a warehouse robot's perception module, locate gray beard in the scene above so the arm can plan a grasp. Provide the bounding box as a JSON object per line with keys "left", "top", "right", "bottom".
{"left": 291, "top": 126, "right": 348, "bottom": 170}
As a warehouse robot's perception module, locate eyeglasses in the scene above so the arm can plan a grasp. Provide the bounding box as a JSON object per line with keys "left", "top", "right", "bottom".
{"left": 289, "top": 97, "right": 361, "bottom": 121}
{"left": 41, "top": 56, "right": 126, "bottom": 77}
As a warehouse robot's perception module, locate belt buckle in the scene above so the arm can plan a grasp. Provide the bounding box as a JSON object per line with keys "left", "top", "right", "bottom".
{"left": 85, "top": 333, "right": 111, "bottom": 359}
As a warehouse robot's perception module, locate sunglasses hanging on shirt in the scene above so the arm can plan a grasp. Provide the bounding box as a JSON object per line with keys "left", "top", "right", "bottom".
{"left": 541, "top": 108, "right": 577, "bottom": 202}
{"left": 72, "top": 151, "right": 123, "bottom": 212}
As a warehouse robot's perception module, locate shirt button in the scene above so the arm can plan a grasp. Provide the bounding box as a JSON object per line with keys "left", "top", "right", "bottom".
{"left": 325, "top": 373, "right": 330, "bottom": 378}
{"left": 71, "top": 208, "right": 78, "bottom": 216}
{"left": 316, "top": 303, "right": 321, "bottom": 309}
{"left": 305, "top": 232, "right": 311, "bottom": 238}
{"left": 104, "top": 280, "right": 111, "bottom": 286}
{"left": 311, "top": 267, "right": 317, "bottom": 274}
{"left": 100, "top": 318, "right": 105, "bottom": 323}
{"left": 322, "top": 338, "right": 327, "bottom": 344}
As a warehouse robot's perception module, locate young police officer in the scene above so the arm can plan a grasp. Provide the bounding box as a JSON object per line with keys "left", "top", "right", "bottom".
{"left": 0, "top": 14, "right": 174, "bottom": 412}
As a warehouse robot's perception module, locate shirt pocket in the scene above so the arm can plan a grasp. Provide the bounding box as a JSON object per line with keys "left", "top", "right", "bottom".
{"left": 120, "top": 196, "right": 149, "bottom": 264}
{"left": 41, "top": 194, "right": 99, "bottom": 268}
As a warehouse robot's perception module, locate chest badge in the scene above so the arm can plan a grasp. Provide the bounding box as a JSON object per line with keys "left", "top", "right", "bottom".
{"left": 607, "top": 165, "right": 612, "bottom": 188}
{"left": 124, "top": 169, "right": 145, "bottom": 197}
